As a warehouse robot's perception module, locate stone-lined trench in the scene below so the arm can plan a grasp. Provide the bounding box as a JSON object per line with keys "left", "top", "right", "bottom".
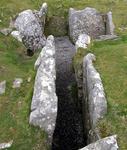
{"left": 52, "top": 37, "right": 86, "bottom": 150}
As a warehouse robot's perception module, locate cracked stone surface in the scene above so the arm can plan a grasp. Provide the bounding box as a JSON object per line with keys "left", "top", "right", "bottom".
{"left": 52, "top": 36, "right": 85, "bottom": 150}
{"left": 29, "top": 35, "right": 57, "bottom": 142}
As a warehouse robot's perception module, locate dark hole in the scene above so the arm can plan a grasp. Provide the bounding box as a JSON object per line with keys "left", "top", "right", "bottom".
{"left": 27, "top": 49, "right": 34, "bottom": 56}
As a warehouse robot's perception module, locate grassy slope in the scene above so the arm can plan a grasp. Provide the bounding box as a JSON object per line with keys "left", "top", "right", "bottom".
{"left": 0, "top": 1, "right": 48, "bottom": 150}
{"left": 0, "top": 0, "right": 127, "bottom": 150}
{"left": 93, "top": 37, "right": 127, "bottom": 150}
{"left": 73, "top": 37, "right": 127, "bottom": 150}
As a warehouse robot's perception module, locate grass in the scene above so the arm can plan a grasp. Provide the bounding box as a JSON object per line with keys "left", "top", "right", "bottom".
{"left": 73, "top": 36, "right": 127, "bottom": 149}
{"left": 93, "top": 37, "right": 127, "bottom": 150}
{"left": 0, "top": 35, "right": 49, "bottom": 149}
{"left": 0, "top": 0, "right": 127, "bottom": 149}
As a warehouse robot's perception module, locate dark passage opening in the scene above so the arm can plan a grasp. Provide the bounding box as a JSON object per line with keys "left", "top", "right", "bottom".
{"left": 52, "top": 37, "right": 86, "bottom": 150}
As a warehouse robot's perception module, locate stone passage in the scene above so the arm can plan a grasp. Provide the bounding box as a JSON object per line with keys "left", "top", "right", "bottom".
{"left": 52, "top": 37, "right": 85, "bottom": 150}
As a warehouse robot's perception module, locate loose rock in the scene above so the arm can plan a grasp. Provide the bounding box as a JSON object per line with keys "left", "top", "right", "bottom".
{"left": 0, "top": 140, "right": 13, "bottom": 149}
{"left": 0, "top": 81, "right": 6, "bottom": 95}
{"left": 27, "top": 77, "right": 31, "bottom": 83}
{"left": 12, "top": 78, "right": 23, "bottom": 88}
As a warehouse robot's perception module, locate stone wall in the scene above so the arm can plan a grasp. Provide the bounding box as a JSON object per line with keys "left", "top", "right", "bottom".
{"left": 73, "top": 52, "right": 107, "bottom": 144}
{"left": 29, "top": 35, "right": 57, "bottom": 142}
{"left": 83, "top": 53, "right": 107, "bottom": 143}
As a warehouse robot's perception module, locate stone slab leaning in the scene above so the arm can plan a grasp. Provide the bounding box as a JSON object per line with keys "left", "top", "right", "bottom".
{"left": 29, "top": 35, "right": 57, "bottom": 142}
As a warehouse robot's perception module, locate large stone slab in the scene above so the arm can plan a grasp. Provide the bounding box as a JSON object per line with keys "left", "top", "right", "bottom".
{"left": 14, "top": 3, "right": 47, "bottom": 54}
{"left": 29, "top": 35, "right": 57, "bottom": 142}
{"left": 83, "top": 53, "right": 107, "bottom": 127}
{"left": 80, "top": 135, "right": 118, "bottom": 150}
{"left": 69, "top": 7, "right": 105, "bottom": 43}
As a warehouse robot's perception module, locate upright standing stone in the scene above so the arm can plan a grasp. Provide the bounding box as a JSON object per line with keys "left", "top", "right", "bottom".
{"left": 69, "top": 7, "right": 105, "bottom": 43}
{"left": 106, "top": 11, "right": 115, "bottom": 35}
{"left": 29, "top": 35, "right": 57, "bottom": 142}
{"left": 83, "top": 53, "right": 107, "bottom": 127}
{"left": 75, "top": 34, "right": 91, "bottom": 51}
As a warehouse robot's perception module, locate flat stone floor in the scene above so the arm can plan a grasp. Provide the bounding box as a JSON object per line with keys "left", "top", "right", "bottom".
{"left": 52, "top": 37, "right": 85, "bottom": 150}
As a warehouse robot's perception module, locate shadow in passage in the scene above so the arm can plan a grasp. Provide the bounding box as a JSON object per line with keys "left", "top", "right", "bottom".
{"left": 52, "top": 37, "right": 86, "bottom": 150}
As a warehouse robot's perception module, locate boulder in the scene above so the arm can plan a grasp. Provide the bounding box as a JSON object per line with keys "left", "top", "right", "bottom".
{"left": 80, "top": 135, "right": 118, "bottom": 150}
{"left": 29, "top": 35, "right": 57, "bottom": 142}
{"left": 69, "top": 7, "right": 105, "bottom": 43}
{"left": 76, "top": 34, "right": 90, "bottom": 51}
{"left": 0, "top": 81, "right": 6, "bottom": 95}
{"left": 14, "top": 3, "right": 47, "bottom": 53}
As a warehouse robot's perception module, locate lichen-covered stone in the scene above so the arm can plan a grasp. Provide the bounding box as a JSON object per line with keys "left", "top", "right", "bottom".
{"left": 29, "top": 35, "right": 57, "bottom": 142}
{"left": 83, "top": 53, "right": 107, "bottom": 127}
{"left": 69, "top": 7, "right": 105, "bottom": 43}
{"left": 80, "top": 135, "right": 118, "bottom": 150}
{"left": 14, "top": 4, "right": 47, "bottom": 52}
